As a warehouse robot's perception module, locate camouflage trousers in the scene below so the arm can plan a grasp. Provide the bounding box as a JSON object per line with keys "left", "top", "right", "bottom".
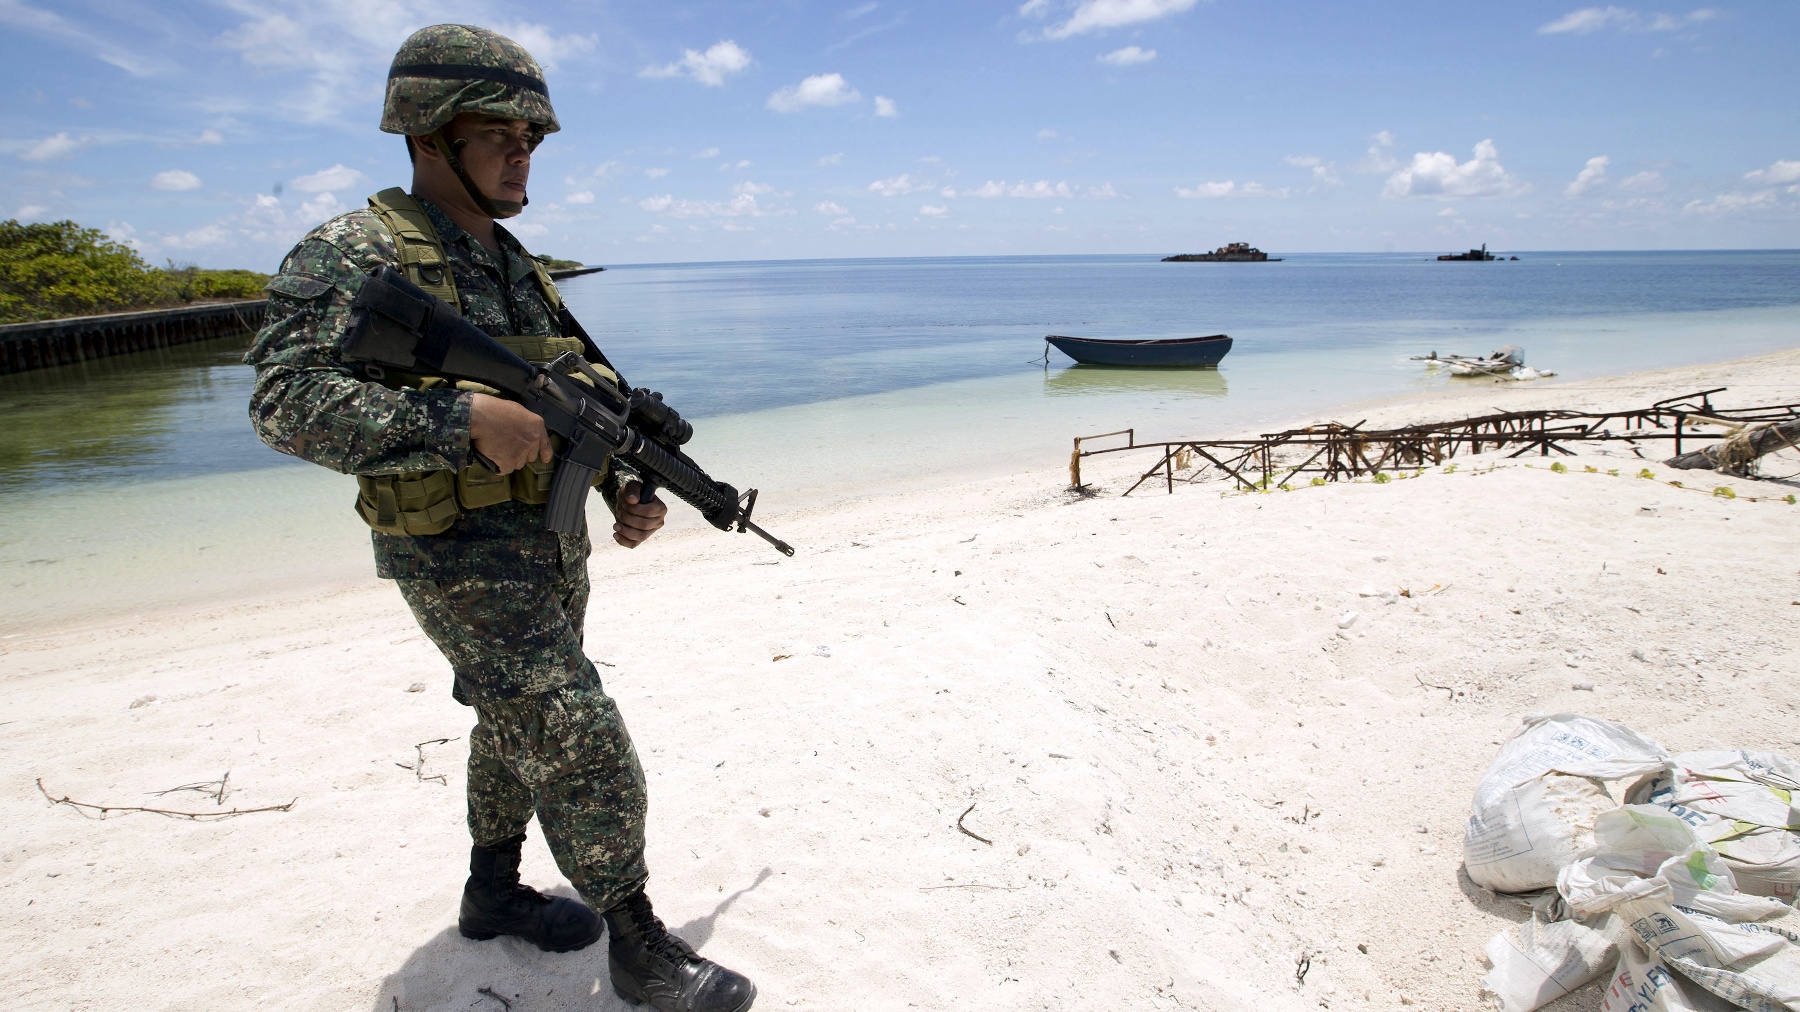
{"left": 395, "top": 565, "right": 649, "bottom": 911}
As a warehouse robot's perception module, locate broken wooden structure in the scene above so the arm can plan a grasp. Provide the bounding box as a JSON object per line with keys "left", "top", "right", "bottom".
{"left": 1069, "top": 388, "right": 1800, "bottom": 495}
{"left": 0, "top": 299, "right": 265, "bottom": 376}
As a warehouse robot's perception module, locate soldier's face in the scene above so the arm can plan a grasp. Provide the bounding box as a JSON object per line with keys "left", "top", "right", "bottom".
{"left": 446, "top": 113, "right": 538, "bottom": 206}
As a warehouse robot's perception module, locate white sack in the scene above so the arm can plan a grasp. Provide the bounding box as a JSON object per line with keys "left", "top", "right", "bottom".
{"left": 1564, "top": 807, "right": 1800, "bottom": 1012}
{"left": 1465, "top": 713, "right": 1672, "bottom": 893}
{"left": 1483, "top": 912, "right": 1622, "bottom": 1012}
{"left": 1627, "top": 750, "right": 1800, "bottom": 904}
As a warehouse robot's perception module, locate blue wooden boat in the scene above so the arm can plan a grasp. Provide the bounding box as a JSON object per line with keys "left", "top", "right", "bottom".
{"left": 1045, "top": 333, "right": 1232, "bottom": 367}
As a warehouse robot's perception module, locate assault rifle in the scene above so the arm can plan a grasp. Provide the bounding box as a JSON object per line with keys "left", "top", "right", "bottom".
{"left": 340, "top": 265, "right": 794, "bottom": 556}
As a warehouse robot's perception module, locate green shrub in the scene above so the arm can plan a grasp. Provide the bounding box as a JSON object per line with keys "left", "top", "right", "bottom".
{"left": 0, "top": 219, "right": 269, "bottom": 323}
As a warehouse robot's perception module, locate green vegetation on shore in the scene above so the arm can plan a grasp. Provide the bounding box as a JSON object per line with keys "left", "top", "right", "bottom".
{"left": 535, "top": 254, "right": 586, "bottom": 270}
{"left": 0, "top": 219, "right": 270, "bottom": 325}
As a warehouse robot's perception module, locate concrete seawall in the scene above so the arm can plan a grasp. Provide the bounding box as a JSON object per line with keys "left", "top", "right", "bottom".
{"left": 0, "top": 299, "right": 266, "bottom": 375}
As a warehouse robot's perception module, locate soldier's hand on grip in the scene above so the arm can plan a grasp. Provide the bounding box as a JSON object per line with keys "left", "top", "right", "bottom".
{"left": 468, "top": 392, "right": 552, "bottom": 474}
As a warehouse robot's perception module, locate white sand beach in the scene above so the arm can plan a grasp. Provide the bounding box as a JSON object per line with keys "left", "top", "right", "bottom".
{"left": 4, "top": 348, "right": 1798, "bottom": 1011}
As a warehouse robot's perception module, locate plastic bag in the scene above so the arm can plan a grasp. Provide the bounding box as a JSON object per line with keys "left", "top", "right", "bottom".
{"left": 1465, "top": 714, "right": 1673, "bottom": 893}
{"left": 1563, "top": 806, "right": 1800, "bottom": 1012}
{"left": 1484, "top": 911, "right": 1622, "bottom": 1012}
{"left": 1627, "top": 750, "right": 1800, "bottom": 904}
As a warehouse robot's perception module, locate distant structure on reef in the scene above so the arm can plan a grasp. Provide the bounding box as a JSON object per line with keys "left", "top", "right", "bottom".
{"left": 1162, "top": 242, "right": 1282, "bottom": 262}
{"left": 1438, "top": 244, "right": 1497, "bottom": 261}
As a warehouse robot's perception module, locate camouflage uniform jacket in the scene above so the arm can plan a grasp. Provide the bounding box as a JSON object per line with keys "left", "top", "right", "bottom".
{"left": 245, "top": 195, "right": 590, "bottom": 582}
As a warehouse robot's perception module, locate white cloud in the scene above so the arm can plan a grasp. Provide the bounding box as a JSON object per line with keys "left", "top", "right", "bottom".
{"left": 645, "top": 168, "right": 670, "bottom": 179}
{"left": 151, "top": 169, "right": 202, "bottom": 191}
{"left": 958, "top": 179, "right": 1082, "bottom": 199}
{"left": 0, "top": 1, "right": 166, "bottom": 77}
{"left": 22, "top": 132, "right": 80, "bottom": 161}
{"left": 566, "top": 191, "right": 595, "bottom": 204}
{"left": 638, "top": 186, "right": 790, "bottom": 220}
{"left": 1745, "top": 160, "right": 1800, "bottom": 185}
{"left": 640, "top": 40, "right": 752, "bottom": 86}
{"left": 694, "top": 147, "right": 720, "bottom": 159}
{"left": 1099, "top": 45, "right": 1156, "bottom": 65}
{"left": 234, "top": 190, "right": 350, "bottom": 247}
{"left": 1286, "top": 154, "right": 1341, "bottom": 187}
{"left": 818, "top": 153, "right": 844, "bottom": 166}
{"left": 290, "top": 164, "right": 366, "bottom": 193}
{"left": 196, "top": 129, "right": 223, "bottom": 145}
{"left": 1383, "top": 139, "right": 1526, "bottom": 199}
{"left": 1683, "top": 190, "right": 1777, "bottom": 215}
{"left": 1538, "top": 6, "right": 1718, "bottom": 35}
{"left": 919, "top": 204, "right": 948, "bottom": 217}
{"left": 1037, "top": 129, "right": 1060, "bottom": 141}
{"left": 16, "top": 204, "right": 48, "bottom": 219}
{"left": 1173, "top": 180, "right": 1290, "bottom": 199}
{"left": 874, "top": 96, "right": 899, "bottom": 118}
{"left": 160, "top": 223, "right": 230, "bottom": 249}
{"left": 1619, "top": 170, "right": 1665, "bottom": 192}
{"left": 815, "top": 201, "right": 849, "bottom": 215}
{"left": 1175, "top": 181, "right": 1237, "bottom": 198}
{"left": 868, "top": 173, "right": 931, "bottom": 197}
{"left": 768, "top": 73, "right": 862, "bottom": 112}
{"left": 1025, "top": 0, "right": 1199, "bottom": 40}
{"left": 720, "top": 159, "right": 752, "bottom": 170}
{"left": 496, "top": 22, "right": 597, "bottom": 71}
{"left": 1087, "top": 182, "right": 1120, "bottom": 198}
{"left": 1357, "top": 130, "right": 1398, "bottom": 173}
{"left": 1566, "top": 154, "right": 1610, "bottom": 197}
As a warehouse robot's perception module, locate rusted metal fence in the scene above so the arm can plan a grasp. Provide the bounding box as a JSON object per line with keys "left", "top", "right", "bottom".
{"left": 1070, "top": 388, "right": 1800, "bottom": 495}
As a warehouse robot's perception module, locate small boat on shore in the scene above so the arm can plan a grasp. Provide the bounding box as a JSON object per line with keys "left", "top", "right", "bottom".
{"left": 1045, "top": 333, "right": 1233, "bottom": 367}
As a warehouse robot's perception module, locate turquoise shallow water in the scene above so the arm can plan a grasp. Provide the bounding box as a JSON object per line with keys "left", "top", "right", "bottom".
{"left": 2, "top": 250, "right": 1796, "bottom": 628}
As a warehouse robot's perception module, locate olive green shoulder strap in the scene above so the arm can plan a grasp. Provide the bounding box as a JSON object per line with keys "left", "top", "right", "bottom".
{"left": 526, "top": 256, "right": 565, "bottom": 314}
{"left": 367, "top": 187, "right": 460, "bottom": 311}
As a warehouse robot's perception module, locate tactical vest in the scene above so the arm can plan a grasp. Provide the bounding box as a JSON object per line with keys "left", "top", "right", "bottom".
{"left": 354, "top": 188, "right": 610, "bottom": 537}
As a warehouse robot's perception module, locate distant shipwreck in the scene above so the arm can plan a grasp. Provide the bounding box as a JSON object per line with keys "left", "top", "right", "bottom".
{"left": 1162, "top": 242, "right": 1282, "bottom": 262}
{"left": 1438, "top": 243, "right": 1499, "bottom": 261}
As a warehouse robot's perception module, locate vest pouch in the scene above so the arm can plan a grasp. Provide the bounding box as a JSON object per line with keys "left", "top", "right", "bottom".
{"left": 510, "top": 458, "right": 557, "bottom": 504}
{"left": 456, "top": 461, "right": 514, "bottom": 509}
{"left": 355, "top": 471, "right": 462, "bottom": 536}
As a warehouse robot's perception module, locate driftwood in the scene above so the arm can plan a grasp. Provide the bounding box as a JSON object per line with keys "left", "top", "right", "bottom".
{"left": 1665, "top": 418, "right": 1800, "bottom": 475}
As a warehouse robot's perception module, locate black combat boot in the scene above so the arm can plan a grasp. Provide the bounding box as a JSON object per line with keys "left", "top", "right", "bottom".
{"left": 458, "top": 833, "right": 603, "bottom": 953}
{"left": 603, "top": 890, "right": 756, "bottom": 1011}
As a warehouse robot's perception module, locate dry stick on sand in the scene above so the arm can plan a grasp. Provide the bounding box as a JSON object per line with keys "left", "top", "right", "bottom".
{"left": 1665, "top": 418, "right": 1800, "bottom": 475}
{"left": 396, "top": 737, "right": 458, "bottom": 785}
{"left": 956, "top": 802, "right": 993, "bottom": 845}
{"left": 150, "top": 771, "right": 230, "bottom": 805}
{"left": 1414, "top": 674, "right": 1457, "bottom": 701}
{"left": 37, "top": 779, "right": 295, "bottom": 820}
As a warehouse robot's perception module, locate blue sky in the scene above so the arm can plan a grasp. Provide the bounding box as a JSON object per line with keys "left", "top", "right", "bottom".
{"left": 2, "top": 1, "right": 1795, "bottom": 269}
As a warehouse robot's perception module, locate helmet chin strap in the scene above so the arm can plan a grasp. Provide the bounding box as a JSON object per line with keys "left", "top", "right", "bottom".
{"left": 431, "top": 132, "right": 527, "bottom": 219}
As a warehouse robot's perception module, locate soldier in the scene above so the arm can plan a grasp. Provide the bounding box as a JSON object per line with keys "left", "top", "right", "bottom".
{"left": 244, "top": 24, "right": 756, "bottom": 1012}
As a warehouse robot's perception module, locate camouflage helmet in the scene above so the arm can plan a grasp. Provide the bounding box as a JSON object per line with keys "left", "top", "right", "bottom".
{"left": 380, "top": 24, "right": 560, "bottom": 137}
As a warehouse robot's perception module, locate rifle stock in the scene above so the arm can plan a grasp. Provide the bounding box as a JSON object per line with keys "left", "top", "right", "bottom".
{"left": 342, "top": 266, "right": 794, "bottom": 556}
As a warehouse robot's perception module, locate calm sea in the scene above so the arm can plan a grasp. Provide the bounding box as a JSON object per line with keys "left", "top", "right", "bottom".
{"left": 3, "top": 250, "right": 1797, "bottom": 627}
